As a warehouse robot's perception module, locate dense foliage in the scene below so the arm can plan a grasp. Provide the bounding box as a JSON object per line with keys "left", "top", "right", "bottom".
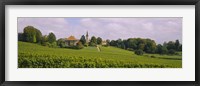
{"left": 89, "top": 36, "right": 97, "bottom": 46}
{"left": 79, "top": 35, "right": 86, "bottom": 45}
{"left": 57, "top": 38, "right": 67, "bottom": 48}
{"left": 108, "top": 38, "right": 182, "bottom": 55}
{"left": 97, "top": 37, "right": 102, "bottom": 45}
{"left": 47, "top": 32, "right": 56, "bottom": 43}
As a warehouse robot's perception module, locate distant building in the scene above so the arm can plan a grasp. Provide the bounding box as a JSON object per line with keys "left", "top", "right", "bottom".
{"left": 102, "top": 41, "right": 107, "bottom": 45}
{"left": 65, "top": 35, "right": 79, "bottom": 46}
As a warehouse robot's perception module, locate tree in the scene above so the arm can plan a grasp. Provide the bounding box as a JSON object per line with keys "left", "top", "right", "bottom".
{"left": 178, "top": 45, "right": 182, "bottom": 51}
{"left": 116, "top": 39, "right": 122, "bottom": 48}
{"left": 22, "top": 26, "right": 42, "bottom": 43}
{"left": 144, "top": 39, "right": 156, "bottom": 53}
{"left": 18, "top": 33, "right": 24, "bottom": 41}
{"left": 110, "top": 40, "right": 117, "bottom": 46}
{"left": 48, "top": 32, "right": 56, "bottom": 43}
{"left": 123, "top": 40, "right": 128, "bottom": 49}
{"left": 57, "top": 38, "right": 67, "bottom": 48}
{"left": 106, "top": 39, "right": 110, "bottom": 46}
{"left": 35, "top": 29, "right": 42, "bottom": 43}
{"left": 175, "top": 40, "right": 180, "bottom": 51}
{"left": 156, "top": 44, "right": 168, "bottom": 55}
{"left": 79, "top": 35, "right": 86, "bottom": 45}
{"left": 89, "top": 36, "right": 97, "bottom": 46}
{"left": 166, "top": 41, "right": 175, "bottom": 50}
{"left": 168, "top": 49, "right": 176, "bottom": 55}
{"left": 41, "top": 35, "right": 48, "bottom": 46}
{"left": 127, "top": 38, "right": 137, "bottom": 50}
{"left": 161, "top": 46, "right": 168, "bottom": 54}
{"left": 97, "top": 37, "right": 102, "bottom": 45}
{"left": 23, "top": 26, "right": 37, "bottom": 43}
{"left": 156, "top": 44, "right": 163, "bottom": 54}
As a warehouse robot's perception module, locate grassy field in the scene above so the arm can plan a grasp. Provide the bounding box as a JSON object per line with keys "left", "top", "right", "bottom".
{"left": 18, "top": 41, "right": 182, "bottom": 68}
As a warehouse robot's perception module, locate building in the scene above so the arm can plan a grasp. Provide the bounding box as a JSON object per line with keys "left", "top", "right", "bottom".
{"left": 102, "top": 41, "right": 107, "bottom": 45}
{"left": 65, "top": 35, "right": 79, "bottom": 46}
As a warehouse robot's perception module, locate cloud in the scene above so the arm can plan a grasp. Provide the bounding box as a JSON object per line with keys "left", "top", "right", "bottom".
{"left": 18, "top": 18, "right": 69, "bottom": 38}
{"left": 18, "top": 17, "right": 182, "bottom": 44}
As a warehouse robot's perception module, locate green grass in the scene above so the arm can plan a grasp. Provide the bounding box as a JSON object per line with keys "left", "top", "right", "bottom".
{"left": 18, "top": 41, "right": 182, "bottom": 68}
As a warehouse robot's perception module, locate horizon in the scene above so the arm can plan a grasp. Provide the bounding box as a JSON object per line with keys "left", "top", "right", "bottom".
{"left": 18, "top": 17, "right": 182, "bottom": 44}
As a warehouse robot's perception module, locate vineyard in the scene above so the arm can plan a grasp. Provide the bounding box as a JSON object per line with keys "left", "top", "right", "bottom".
{"left": 18, "top": 41, "right": 182, "bottom": 68}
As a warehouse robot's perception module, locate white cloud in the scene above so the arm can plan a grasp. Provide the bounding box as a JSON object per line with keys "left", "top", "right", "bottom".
{"left": 18, "top": 17, "right": 182, "bottom": 44}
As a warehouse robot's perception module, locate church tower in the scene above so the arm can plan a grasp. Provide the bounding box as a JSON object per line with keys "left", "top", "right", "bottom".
{"left": 86, "top": 31, "right": 89, "bottom": 44}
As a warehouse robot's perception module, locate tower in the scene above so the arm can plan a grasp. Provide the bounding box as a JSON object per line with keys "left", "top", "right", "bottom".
{"left": 86, "top": 31, "right": 89, "bottom": 44}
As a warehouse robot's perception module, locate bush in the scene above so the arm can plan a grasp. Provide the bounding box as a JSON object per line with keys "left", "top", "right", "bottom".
{"left": 76, "top": 41, "right": 84, "bottom": 49}
{"left": 47, "top": 42, "right": 57, "bottom": 48}
{"left": 168, "top": 49, "right": 176, "bottom": 55}
{"left": 135, "top": 49, "right": 144, "bottom": 55}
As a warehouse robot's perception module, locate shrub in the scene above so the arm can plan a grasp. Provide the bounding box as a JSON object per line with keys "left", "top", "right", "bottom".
{"left": 135, "top": 49, "right": 144, "bottom": 55}
{"left": 76, "top": 41, "right": 84, "bottom": 49}
{"left": 47, "top": 42, "right": 57, "bottom": 48}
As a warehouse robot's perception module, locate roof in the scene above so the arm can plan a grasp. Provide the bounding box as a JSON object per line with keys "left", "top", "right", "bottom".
{"left": 66, "top": 35, "right": 78, "bottom": 40}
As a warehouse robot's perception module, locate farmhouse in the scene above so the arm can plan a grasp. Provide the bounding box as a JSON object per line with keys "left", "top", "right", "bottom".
{"left": 65, "top": 35, "right": 79, "bottom": 46}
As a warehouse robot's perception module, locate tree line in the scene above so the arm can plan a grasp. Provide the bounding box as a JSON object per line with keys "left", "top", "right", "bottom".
{"left": 18, "top": 26, "right": 182, "bottom": 55}
{"left": 18, "top": 26, "right": 58, "bottom": 48}
{"left": 18, "top": 26, "right": 102, "bottom": 49}
{"left": 107, "top": 38, "right": 182, "bottom": 55}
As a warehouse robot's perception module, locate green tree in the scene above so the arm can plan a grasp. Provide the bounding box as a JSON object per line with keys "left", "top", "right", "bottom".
{"left": 80, "top": 35, "right": 86, "bottom": 45}
{"left": 116, "top": 39, "right": 122, "bottom": 48}
{"left": 161, "top": 46, "right": 168, "bottom": 54}
{"left": 156, "top": 44, "right": 163, "bottom": 54}
{"left": 48, "top": 32, "right": 56, "bottom": 43}
{"left": 156, "top": 44, "right": 168, "bottom": 55}
{"left": 41, "top": 35, "right": 48, "bottom": 46}
{"left": 106, "top": 39, "right": 110, "bottom": 46}
{"left": 166, "top": 41, "right": 175, "bottom": 50}
{"left": 168, "top": 49, "right": 176, "bottom": 55}
{"left": 97, "top": 37, "right": 102, "bottom": 45}
{"left": 18, "top": 33, "right": 24, "bottom": 41}
{"left": 144, "top": 39, "right": 156, "bottom": 53}
{"left": 175, "top": 40, "right": 180, "bottom": 51}
{"left": 23, "top": 26, "right": 42, "bottom": 43}
{"left": 178, "top": 45, "right": 182, "bottom": 51}
{"left": 110, "top": 40, "right": 117, "bottom": 46}
{"left": 57, "top": 38, "right": 67, "bottom": 48}
{"left": 35, "top": 29, "right": 42, "bottom": 43}
{"left": 89, "top": 36, "right": 97, "bottom": 46}
{"left": 127, "top": 38, "right": 137, "bottom": 50}
{"left": 23, "top": 26, "right": 37, "bottom": 43}
{"left": 135, "top": 49, "right": 144, "bottom": 55}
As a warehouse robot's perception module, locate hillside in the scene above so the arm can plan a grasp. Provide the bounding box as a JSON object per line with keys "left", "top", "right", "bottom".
{"left": 18, "top": 41, "right": 182, "bottom": 68}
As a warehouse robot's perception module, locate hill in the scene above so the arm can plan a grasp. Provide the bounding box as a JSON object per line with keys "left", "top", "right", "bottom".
{"left": 18, "top": 41, "right": 182, "bottom": 68}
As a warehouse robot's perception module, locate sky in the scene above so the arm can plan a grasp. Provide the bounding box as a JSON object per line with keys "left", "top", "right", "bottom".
{"left": 18, "top": 17, "right": 182, "bottom": 44}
